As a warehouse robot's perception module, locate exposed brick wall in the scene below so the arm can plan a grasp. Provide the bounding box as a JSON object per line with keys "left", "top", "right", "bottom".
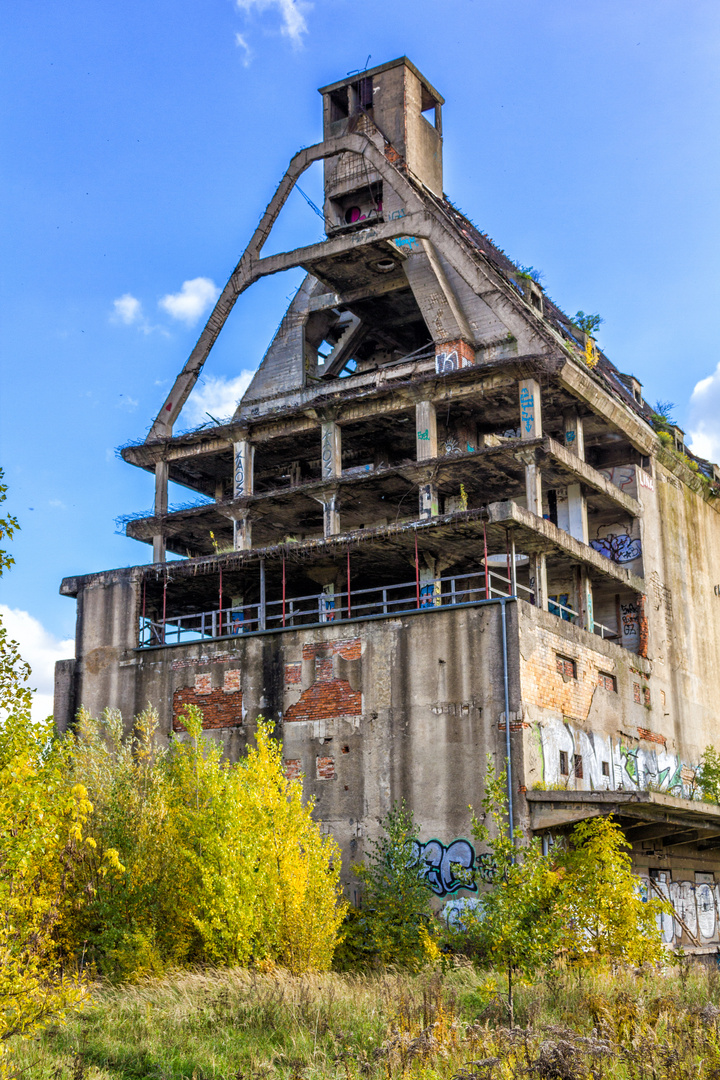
{"left": 638, "top": 596, "right": 649, "bottom": 659}
{"left": 285, "top": 638, "right": 363, "bottom": 723}
{"left": 521, "top": 626, "right": 607, "bottom": 720}
{"left": 173, "top": 669, "right": 242, "bottom": 730}
{"left": 301, "top": 638, "right": 362, "bottom": 662}
{"left": 316, "top": 756, "right": 336, "bottom": 780}
{"left": 637, "top": 727, "right": 666, "bottom": 746}
{"left": 285, "top": 679, "right": 362, "bottom": 722}
{"left": 285, "top": 662, "right": 301, "bottom": 685}
{"left": 284, "top": 758, "right": 302, "bottom": 780}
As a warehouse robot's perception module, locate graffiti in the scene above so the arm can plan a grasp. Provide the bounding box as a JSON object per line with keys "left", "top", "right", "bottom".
{"left": 590, "top": 532, "right": 642, "bottom": 564}
{"left": 444, "top": 436, "right": 461, "bottom": 455}
{"left": 443, "top": 896, "right": 484, "bottom": 931}
{"left": 639, "top": 876, "right": 720, "bottom": 945}
{"left": 436, "top": 349, "right": 460, "bottom": 374}
{"left": 565, "top": 430, "right": 576, "bottom": 445}
{"left": 321, "top": 427, "right": 335, "bottom": 479}
{"left": 412, "top": 838, "right": 477, "bottom": 897}
{"left": 638, "top": 469, "right": 654, "bottom": 491}
{"left": 475, "top": 852, "right": 498, "bottom": 883}
{"left": 234, "top": 448, "right": 245, "bottom": 498}
{"left": 419, "top": 484, "right": 437, "bottom": 520}
{"left": 417, "top": 429, "right": 430, "bottom": 441}
{"left": 519, "top": 385, "right": 535, "bottom": 434}
{"left": 387, "top": 207, "right": 406, "bottom": 220}
{"left": 619, "top": 601, "right": 640, "bottom": 646}
{"left": 536, "top": 717, "right": 692, "bottom": 797}
{"left": 599, "top": 466, "right": 636, "bottom": 494}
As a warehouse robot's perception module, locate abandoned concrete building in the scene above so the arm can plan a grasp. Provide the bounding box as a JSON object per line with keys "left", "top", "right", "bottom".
{"left": 56, "top": 57, "right": 720, "bottom": 948}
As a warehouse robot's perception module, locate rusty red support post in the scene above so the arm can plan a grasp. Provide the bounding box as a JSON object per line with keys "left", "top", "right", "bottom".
{"left": 483, "top": 522, "right": 490, "bottom": 599}
{"left": 282, "top": 555, "right": 286, "bottom": 627}
{"left": 415, "top": 531, "right": 420, "bottom": 608}
{"left": 347, "top": 547, "right": 351, "bottom": 619}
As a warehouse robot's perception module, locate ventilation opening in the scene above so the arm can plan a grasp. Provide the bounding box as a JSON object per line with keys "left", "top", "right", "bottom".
{"left": 330, "top": 88, "right": 348, "bottom": 122}
{"left": 420, "top": 86, "right": 441, "bottom": 130}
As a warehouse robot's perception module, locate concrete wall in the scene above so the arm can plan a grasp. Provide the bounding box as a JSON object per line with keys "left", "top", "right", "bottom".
{"left": 62, "top": 591, "right": 521, "bottom": 893}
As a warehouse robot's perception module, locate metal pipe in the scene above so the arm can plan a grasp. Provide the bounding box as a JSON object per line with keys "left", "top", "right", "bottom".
{"left": 282, "top": 555, "right": 286, "bottom": 627}
{"left": 347, "top": 548, "right": 352, "bottom": 619}
{"left": 483, "top": 522, "right": 490, "bottom": 599}
{"left": 501, "top": 598, "right": 514, "bottom": 843}
{"left": 414, "top": 531, "right": 420, "bottom": 608}
{"left": 259, "top": 558, "right": 266, "bottom": 631}
{"left": 510, "top": 531, "right": 517, "bottom": 596}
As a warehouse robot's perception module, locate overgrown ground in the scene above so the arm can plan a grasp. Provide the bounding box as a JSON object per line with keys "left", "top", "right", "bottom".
{"left": 11, "top": 961, "right": 720, "bottom": 1080}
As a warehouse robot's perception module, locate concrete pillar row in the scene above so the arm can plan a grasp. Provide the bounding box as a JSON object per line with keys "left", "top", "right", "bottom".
{"left": 518, "top": 378, "right": 542, "bottom": 440}
{"left": 153, "top": 460, "right": 168, "bottom": 564}
{"left": 233, "top": 511, "right": 253, "bottom": 551}
{"left": 233, "top": 438, "right": 254, "bottom": 498}
{"left": 320, "top": 420, "right": 342, "bottom": 480}
{"left": 530, "top": 552, "right": 548, "bottom": 611}
{"left": 415, "top": 400, "right": 438, "bottom": 460}
{"left": 314, "top": 490, "right": 341, "bottom": 537}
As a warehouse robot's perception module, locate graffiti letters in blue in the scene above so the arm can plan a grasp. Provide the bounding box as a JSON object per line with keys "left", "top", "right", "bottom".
{"left": 412, "top": 838, "right": 477, "bottom": 897}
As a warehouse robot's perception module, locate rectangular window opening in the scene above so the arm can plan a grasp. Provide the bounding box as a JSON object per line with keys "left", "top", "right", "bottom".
{"left": 556, "top": 654, "right": 577, "bottom": 679}
{"left": 598, "top": 671, "right": 617, "bottom": 692}
{"left": 574, "top": 754, "right": 584, "bottom": 779}
{"left": 559, "top": 750, "right": 569, "bottom": 776}
{"left": 329, "top": 88, "right": 349, "bottom": 121}
{"left": 601, "top": 761, "right": 610, "bottom": 777}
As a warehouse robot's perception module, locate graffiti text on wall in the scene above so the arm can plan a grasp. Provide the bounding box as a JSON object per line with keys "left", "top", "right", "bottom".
{"left": 412, "top": 838, "right": 477, "bottom": 897}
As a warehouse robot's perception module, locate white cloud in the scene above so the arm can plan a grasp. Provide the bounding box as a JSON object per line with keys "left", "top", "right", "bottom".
{"left": 235, "top": 0, "right": 310, "bottom": 47}
{"left": 0, "top": 606, "right": 74, "bottom": 723}
{"left": 159, "top": 277, "right": 220, "bottom": 326}
{"left": 182, "top": 372, "right": 255, "bottom": 426}
{"left": 235, "top": 32, "right": 252, "bottom": 64}
{"left": 687, "top": 361, "right": 720, "bottom": 465}
{"left": 117, "top": 395, "right": 139, "bottom": 410}
{"left": 112, "top": 293, "right": 143, "bottom": 325}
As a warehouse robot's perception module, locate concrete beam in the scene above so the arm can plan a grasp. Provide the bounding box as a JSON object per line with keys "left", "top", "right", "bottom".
{"left": 557, "top": 360, "right": 657, "bottom": 455}
{"left": 415, "top": 400, "right": 437, "bottom": 461}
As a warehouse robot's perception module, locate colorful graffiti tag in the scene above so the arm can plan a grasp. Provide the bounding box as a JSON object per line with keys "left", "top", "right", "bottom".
{"left": 412, "top": 838, "right": 477, "bottom": 897}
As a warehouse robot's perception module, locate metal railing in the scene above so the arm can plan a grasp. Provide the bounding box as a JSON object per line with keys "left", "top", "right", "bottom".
{"left": 139, "top": 567, "right": 534, "bottom": 647}
{"left": 138, "top": 566, "right": 615, "bottom": 647}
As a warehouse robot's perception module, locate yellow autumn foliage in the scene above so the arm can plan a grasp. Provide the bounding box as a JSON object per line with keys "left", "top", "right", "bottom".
{"left": 67, "top": 706, "right": 346, "bottom": 979}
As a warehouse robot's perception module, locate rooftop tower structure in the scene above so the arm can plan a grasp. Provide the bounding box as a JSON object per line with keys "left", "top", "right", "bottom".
{"left": 57, "top": 60, "right": 720, "bottom": 941}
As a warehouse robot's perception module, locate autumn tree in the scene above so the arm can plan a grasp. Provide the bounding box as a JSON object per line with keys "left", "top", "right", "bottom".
{"left": 0, "top": 470, "right": 94, "bottom": 1075}
{"left": 67, "top": 705, "right": 346, "bottom": 979}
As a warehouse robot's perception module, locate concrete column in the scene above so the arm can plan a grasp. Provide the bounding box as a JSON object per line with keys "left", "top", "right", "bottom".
{"left": 233, "top": 511, "right": 252, "bottom": 551}
{"left": 315, "top": 491, "right": 340, "bottom": 537}
{"left": 321, "top": 421, "right": 342, "bottom": 480}
{"left": 153, "top": 460, "right": 168, "bottom": 564}
{"left": 419, "top": 556, "right": 441, "bottom": 606}
{"left": 233, "top": 438, "right": 254, "bottom": 498}
{"left": 525, "top": 461, "right": 543, "bottom": 516}
{"left": 581, "top": 572, "right": 594, "bottom": 633}
{"left": 530, "top": 552, "right": 548, "bottom": 611}
{"left": 519, "top": 379, "right": 542, "bottom": 439}
{"left": 567, "top": 483, "right": 589, "bottom": 544}
{"left": 563, "top": 411, "right": 585, "bottom": 459}
{"left": 419, "top": 481, "right": 439, "bottom": 520}
{"left": 416, "top": 400, "right": 438, "bottom": 461}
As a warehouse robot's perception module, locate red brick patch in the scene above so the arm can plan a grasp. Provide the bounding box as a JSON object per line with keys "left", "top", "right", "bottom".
{"left": 285, "top": 662, "right": 301, "bottom": 685}
{"left": 284, "top": 679, "right": 362, "bottom": 723}
{"left": 223, "top": 669, "right": 241, "bottom": 693}
{"left": 194, "top": 673, "right": 212, "bottom": 695}
{"left": 284, "top": 758, "right": 302, "bottom": 780}
{"left": 173, "top": 685, "right": 242, "bottom": 731}
{"left": 637, "top": 727, "right": 666, "bottom": 746}
{"left": 316, "top": 756, "right": 335, "bottom": 780}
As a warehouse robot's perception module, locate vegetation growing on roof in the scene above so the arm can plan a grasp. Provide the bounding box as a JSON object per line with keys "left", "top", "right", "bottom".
{"left": 572, "top": 311, "right": 604, "bottom": 336}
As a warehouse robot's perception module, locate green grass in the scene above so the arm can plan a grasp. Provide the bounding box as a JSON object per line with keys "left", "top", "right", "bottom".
{"left": 10, "top": 961, "right": 720, "bottom": 1079}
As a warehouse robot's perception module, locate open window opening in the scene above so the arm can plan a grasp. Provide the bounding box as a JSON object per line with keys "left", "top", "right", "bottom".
{"left": 420, "top": 86, "right": 442, "bottom": 132}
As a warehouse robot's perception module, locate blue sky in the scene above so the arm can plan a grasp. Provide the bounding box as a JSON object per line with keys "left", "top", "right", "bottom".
{"left": 2, "top": 0, "right": 720, "bottom": 716}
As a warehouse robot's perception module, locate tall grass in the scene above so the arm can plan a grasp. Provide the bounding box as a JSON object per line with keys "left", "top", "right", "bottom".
{"left": 11, "top": 962, "right": 720, "bottom": 1079}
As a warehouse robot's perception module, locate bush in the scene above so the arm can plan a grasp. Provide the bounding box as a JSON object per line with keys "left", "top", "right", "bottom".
{"left": 66, "top": 706, "right": 346, "bottom": 980}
